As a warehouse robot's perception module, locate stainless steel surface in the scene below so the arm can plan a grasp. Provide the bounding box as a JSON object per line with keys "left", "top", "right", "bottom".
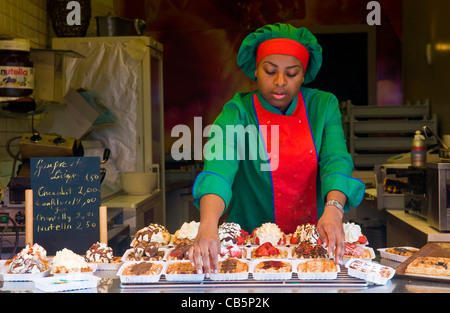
{"left": 426, "top": 162, "right": 450, "bottom": 231}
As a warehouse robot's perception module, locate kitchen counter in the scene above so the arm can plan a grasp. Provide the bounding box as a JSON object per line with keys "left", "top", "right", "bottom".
{"left": 386, "top": 210, "right": 450, "bottom": 247}
{"left": 102, "top": 189, "right": 163, "bottom": 235}
{"left": 360, "top": 188, "right": 450, "bottom": 248}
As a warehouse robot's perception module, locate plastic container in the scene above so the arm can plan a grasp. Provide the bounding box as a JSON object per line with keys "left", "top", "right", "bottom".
{"left": 377, "top": 247, "right": 419, "bottom": 263}
{"left": 117, "top": 261, "right": 165, "bottom": 284}
{"left": 411, "top": 130, "right": 426, "bottom": 167}
{"left": 34, "top": 275, "right": 101, "bottom": 292}
{"left": 0, "top": 267, "right": 50, "bottom": 282}
{"left": 345, "top": 259, "right": 395, "bottom": 285}
{"left": 294, "top": 259, "right": 340, "bottom": 280}
{"left": 0, "top": 39, "right": 34, "bottom": 97}
{"left": 210, "top": 259, "right": 250, "bottom": 281}
{"left": 250, "top": 259, "right": 293, "bottom": 280}
{"left": 341, "top": 246, "right": 376, "bottom": 265}
{"left": 164, "top": 261, "right": 205, "bottom": 282}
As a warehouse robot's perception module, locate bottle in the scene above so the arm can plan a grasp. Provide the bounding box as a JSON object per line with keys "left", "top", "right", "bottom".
{"left": 411, "top": 130, "right": 426, "bottom": 167}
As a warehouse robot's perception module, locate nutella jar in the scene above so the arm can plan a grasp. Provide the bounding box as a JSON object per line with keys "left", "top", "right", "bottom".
{"left": 0, "top": 39, "right": 34, "bottom": 97}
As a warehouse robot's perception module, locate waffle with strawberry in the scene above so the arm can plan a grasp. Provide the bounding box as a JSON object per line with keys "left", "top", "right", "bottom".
{"left": 343, "top": 243, "right": 373, "bottom": 259}
{"left": 251, "top": 242, "right": 287, "bottom": 259}
{"left": 343, "top": 222, "right": 368, "bottom": 244}
{"left": 219, "top": 244, "right": 246, "bottom": 259}
{"left": 167, "top": 242, "right": 192, "bottom": 260}
{"left": 218, "top": 222, "right": 249, "bottom": 246}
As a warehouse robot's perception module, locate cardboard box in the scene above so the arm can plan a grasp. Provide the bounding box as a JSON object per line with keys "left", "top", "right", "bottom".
{"left": 36, "top": 88, "right": 99, "bottom": 140}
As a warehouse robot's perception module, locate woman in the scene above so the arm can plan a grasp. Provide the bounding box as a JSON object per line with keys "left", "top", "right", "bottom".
{"left": 189, "top": 23, "right": 365, "bottom": 276}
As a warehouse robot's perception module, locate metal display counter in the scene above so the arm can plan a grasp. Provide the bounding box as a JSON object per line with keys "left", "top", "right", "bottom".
{"left": 1, "top": 257, "right": 449, "bottom": 294}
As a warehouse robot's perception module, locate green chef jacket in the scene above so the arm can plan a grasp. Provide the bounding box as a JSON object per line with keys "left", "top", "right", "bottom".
{"left": 193, "top": 86, "right": 365, "bottom": 232}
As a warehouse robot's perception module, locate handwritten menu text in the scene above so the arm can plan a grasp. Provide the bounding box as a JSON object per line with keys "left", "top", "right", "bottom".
{"left": 30, "top": 157, "right": 101, "bottom": 255}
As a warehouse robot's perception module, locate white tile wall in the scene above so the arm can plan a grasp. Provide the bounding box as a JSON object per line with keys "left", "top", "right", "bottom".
{"left": 0, "top": 0, "right": 115, "bottom": 191}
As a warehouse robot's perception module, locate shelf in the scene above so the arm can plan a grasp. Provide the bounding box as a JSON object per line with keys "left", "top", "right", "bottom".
{"left": 341, "top": 101, "right": 438, "bottom": 168}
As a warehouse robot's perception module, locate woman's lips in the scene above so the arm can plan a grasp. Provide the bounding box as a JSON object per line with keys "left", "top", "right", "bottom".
{"left": 271, "top": 91, "right": 287, "bottom": 100}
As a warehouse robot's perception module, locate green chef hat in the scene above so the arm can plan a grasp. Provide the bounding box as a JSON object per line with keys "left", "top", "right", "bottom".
{"left": 237, "top": 23, "right": 323, "bottom": 84}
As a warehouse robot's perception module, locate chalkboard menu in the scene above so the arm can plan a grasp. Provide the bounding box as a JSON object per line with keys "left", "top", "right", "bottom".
{"left": 30, "top": 157, "right": 101, "bottom": 255}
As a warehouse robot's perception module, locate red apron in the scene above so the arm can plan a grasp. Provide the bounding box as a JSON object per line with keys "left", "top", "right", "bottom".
{"left": 253, "top": 92, "right": 318, "bottom": 234}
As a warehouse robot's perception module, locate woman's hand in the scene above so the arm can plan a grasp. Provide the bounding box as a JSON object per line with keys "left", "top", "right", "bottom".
{"left": 317, "top": 191, "right": 346, "bottom": 265}
{"left": 188, "top": 223, "right": 220, "bottom": 278}
{"left": 317, "top": 206, "right": 345, "bottom": 264}
{"left": 188, "top": 194, "right": 224, "bottom": 278}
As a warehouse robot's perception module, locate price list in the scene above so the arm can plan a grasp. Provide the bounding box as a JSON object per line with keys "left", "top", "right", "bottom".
{"left": 30, "top": 157, "right": 101, "bottom": 255}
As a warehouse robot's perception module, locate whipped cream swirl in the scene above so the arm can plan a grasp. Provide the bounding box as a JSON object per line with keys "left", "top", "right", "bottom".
{"left": 343, "top": 222, "right": 362, "bottom": 243}
{"left": 255, "top": 223, "right": 284, "bottom": 245}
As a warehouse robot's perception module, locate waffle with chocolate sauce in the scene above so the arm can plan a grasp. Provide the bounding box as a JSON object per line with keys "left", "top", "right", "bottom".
{"left": 217, "top": 258, "right": 248, "bottom": 273}
{"left": 122, "top": 262, "right": 163, "bottom": 276}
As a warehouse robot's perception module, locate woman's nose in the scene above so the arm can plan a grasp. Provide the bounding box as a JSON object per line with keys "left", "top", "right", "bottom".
{"left": 274, "top": 73, "right": 286, "bottom": 86}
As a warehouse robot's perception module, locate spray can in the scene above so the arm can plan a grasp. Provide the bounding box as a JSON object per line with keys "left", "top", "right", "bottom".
{"left": 411, "top": 130, "right": 426, "bottom": 167}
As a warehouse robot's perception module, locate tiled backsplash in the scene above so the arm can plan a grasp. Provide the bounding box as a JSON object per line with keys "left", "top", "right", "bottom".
{"left": 0, "top": 0, "right": 115, "bottom": 191}
{"left": 0, "top": 0, "right": 48, "bottom": 49}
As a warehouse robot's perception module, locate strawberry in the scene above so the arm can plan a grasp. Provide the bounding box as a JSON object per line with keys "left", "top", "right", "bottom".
{"left": 255, "top": 242, "right": 273, "bottom": 256}
{"left": 237, "top": 229, "right": 249, "bottom": 245}
{"left": 268, "top": 246, "right": 279, "bottom": 255}
{"left": 255, "top": 246, "right": 269, "bottom": 256}
{"left": 250, "top": 228, "right": 260, "bottom": 245}
{"left": 290, "top": 236, "right": 298, "bottom": 245}
{"left": 227, "top": 246, "right": 242, "bottom": 258}
{"left": 357, "top": 234, "right": 368, "bottom": 244}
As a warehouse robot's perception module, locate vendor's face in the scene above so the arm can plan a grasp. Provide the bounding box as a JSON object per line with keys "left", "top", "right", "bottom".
{"left": 255, "top": 54, "right": 305, "bottom": 113}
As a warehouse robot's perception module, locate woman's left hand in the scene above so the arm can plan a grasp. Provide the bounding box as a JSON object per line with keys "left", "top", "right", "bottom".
{"left": 317, "top": 205, "right": 345, "bottom": 265}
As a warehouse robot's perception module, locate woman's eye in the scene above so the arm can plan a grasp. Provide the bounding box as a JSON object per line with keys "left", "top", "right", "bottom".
{"left": 265, "top": 70, "right": 275, "bottom": 75}
{"left": 287, "top": 72, "right": 298, "bottom": 78}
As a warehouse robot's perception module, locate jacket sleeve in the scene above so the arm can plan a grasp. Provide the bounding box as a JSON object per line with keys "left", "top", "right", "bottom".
{"left": 316, "top": 93, "right": 366, "bottom": 210}
{"left": 192, "top": 98, "right": 243, "bottom": 212}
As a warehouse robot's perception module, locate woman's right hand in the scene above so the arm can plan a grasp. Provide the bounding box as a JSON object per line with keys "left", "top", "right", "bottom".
{"left": 188, "top": 223, "right": 220, "bottom": 278}
{"left": 188, "top": 194, "right": 225, "bottom": 278}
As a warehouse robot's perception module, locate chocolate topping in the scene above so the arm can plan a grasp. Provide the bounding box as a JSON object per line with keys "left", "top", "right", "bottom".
{"left": 220, "top": 258, "right": 238, "bottom": 273}
{"left": 170, "top": 242, "right": 192, "bottom": 260}
{"left": 133, "top": 242, "right": 161, "bottom": 259}
{"left": 261, "top": 261, "right": 283, "bottom": 270}
{"left": 218, "top": 222, "right": 241, "bottom": 245}
{"left": 130, "top": 262, "right": 154, "bottom": 275}
{"left": 293, "top": 242, "right": 328, "bottom": 258}
{"left": 134, "top": 223, "right": 169, "bottom": 244}
{"left": 144, "top": 242, "right": 160, "bottom": 257}
{"left": 85, "top": 242, "right": 114, "bottom": 263}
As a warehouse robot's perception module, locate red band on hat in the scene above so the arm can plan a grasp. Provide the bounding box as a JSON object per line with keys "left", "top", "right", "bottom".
{"left": 256, "top": 38, "right": 309, "bottom": 71}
